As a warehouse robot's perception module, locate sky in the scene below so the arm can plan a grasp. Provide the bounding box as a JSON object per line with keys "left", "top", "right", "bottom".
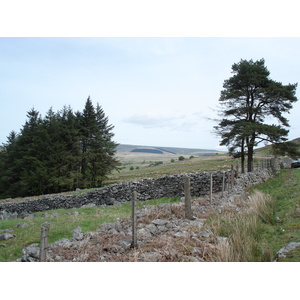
{"left": 1, "top": 37, "right": 299, "bottom": 150}
{"left": 1, "top": 0, "right": 300, "bottom": 294}
{"left": 1, "top": 1, "right": 300, "bottom": 151}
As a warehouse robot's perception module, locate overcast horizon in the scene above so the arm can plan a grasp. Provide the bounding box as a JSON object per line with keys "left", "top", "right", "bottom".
{"left": 1, "top": 37, "right": 300, "bottom": 151}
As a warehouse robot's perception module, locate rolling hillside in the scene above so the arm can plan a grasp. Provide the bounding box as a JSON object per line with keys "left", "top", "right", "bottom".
{"left": 254, "top": 138, "right": 300, "bottom": 156}
{"left": 116, "top": 144, "right": 223, "bottom": 156}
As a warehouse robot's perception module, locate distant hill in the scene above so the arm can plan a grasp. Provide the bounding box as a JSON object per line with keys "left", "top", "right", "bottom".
{"left": 116, "top": 144, "right": 224, "bottom": 156}
{"left": 255, "top": 138, "right": 300, "bottom": 156}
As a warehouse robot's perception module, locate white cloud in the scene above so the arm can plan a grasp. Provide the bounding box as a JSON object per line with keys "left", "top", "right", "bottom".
{"left": 123, "top": 113, "right": 184, "bottom": 129}
{"left": 123, "top": 111, "right": 211, "bottom": 132}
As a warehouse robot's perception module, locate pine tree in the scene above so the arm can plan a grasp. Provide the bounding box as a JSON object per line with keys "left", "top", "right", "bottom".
{"left": 0, "top": 98, "right": 119, "bottom": 198}
{"left": 215, "top": 59, "right": 298, "bottom": 172}
{"left": 78, "top": 97, "right": 118, "bottom": 187}
{"left": 14, "top": 108, "right": 48, "bottom": 196}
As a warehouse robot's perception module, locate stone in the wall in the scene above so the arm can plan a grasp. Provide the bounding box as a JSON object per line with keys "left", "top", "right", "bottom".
{"left": 0, "top": 166, "right": 277, "bottom": 216}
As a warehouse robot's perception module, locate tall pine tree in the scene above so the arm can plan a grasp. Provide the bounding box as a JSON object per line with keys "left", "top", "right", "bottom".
{"left": 0, "top": 97, "right": 119, "bottom": 198}
{"left": 215, "top": 59, "right": 298, "bottom": 172}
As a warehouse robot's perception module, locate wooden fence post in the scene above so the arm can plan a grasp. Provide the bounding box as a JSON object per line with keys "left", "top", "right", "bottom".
{"left": 39, "top": 222, "right": 50, "bottom": 262}
{"left": 222, "top": 171, "right": 225, "bottom": 198}
{"left": 183, "top": 175, "right": 193, "bottom": 219}
{"left": 210, "top": 173, "right": 213, "bottom": 203}
{"left": 230, "top": 165, "right": 234, "bottom": 190}
{"left": 131, "top": 190, "right": 138, "bottom": 249}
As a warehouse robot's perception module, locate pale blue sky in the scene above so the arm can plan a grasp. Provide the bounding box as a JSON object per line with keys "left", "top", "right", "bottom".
{"left": 1, "top": 0, "right": 300, "bottom": 150}
{"left": 1, "top": 37, "right": 299, "bottom": 149}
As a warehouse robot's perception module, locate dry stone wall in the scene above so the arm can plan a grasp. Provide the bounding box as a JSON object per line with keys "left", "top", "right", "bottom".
{"left": 0, "top": 171, "right": 231, "bottom": 218}
{"left": 0, "top": 167, "right": 276, "bottom": 219}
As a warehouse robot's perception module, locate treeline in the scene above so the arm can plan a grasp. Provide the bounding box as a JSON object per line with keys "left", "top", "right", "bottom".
{"left": 0, "top": 97, "right": 119, "bottom": 199}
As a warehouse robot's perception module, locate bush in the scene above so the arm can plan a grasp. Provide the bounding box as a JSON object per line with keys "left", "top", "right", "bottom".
{"left": 149, "top": 161, "right": 163, "bottom": 167}
{"left": 178, "top": 156, "right": 185, "bottom": 161}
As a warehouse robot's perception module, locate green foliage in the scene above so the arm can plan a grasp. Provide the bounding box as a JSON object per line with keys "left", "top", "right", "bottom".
{"left": 178, "top": 156, "right": 185, "bottom": 161}
{"left": 149, "top": 161, "right": 163, "bottom": 167}
{"left": 215, "top": 58, "right": 298, "bottom": 172}
{"left": 0, "top": 97, "right": 119, "bottom": 198}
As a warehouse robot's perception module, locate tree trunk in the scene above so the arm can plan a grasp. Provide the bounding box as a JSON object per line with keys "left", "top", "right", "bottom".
{"left": 247, "top": 146, "right": 253, "bottom": 172}
{"left": 241, "top": 137, "right": 245, "bottom": 173}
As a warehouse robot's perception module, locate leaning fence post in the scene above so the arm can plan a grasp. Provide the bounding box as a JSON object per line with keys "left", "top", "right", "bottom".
{"left": 131, "top": 190, "right": 138, "bottom": 249}
{"left": 183, "top": 175, "right": 193, "bottom": 219}
{"left": 39, "top": 222, "right": 50, "bottom": 262}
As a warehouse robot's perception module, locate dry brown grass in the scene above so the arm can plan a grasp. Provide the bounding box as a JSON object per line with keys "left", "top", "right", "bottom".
{"left": 46, "top": 190, "right": 276, "bottom": 262}
{"left": 248, "top": 190, "right": 275, "bottom": 224}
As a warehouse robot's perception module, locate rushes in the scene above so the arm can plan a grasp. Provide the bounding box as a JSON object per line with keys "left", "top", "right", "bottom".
{"left": 248, "top": 190, "right": 275, "bottom": 225}
{"left": 210, "top": 190, "right": 275, "bottom": 262}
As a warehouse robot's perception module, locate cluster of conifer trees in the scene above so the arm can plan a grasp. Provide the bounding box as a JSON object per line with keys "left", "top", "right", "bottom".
{"left": 0, "top": 97, "right": 119, "bottom": 199}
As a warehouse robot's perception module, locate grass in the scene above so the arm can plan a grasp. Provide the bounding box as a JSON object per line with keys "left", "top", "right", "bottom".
{"left": 247, "top": 168, "right": 300, "bottom": 261}
{"left": 106, "top": 155, "right": 236, "bottom": 184}
{"left": 207, "top": 168, "right": 300, "bottom": 262}
{"left": 207, "top": 193, "right": 274, "bottom": 262}
{"left": 0, "top": 197, "right": 180, "bottom": 262}
{"left": 1, "top": 155, "right": 299, "bottom": 262}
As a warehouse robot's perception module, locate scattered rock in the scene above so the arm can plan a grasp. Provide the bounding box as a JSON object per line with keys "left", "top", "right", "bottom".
{"left": 138, "top": 228, "right": 152, "bottom": 240}
{"left": 15, "top": 167, "right": 285, "bottom": 262}
{"left": 275, "top": 242, "right": 300, "bottom": 260}
{"left": 65, "top": 210, "right": 79, "bottom": 216}
{"left": 199, "top": 229, "right": 213, "bottom": 238}
{"left": 72, "top": 226, "right": 83, "bottom": 241}
{"left": 50, "top": 238, "right": 72, "bottom": 248}
{"left": 151, "top": 219, "right": 169, "bottom": 226}
{"left": 0, "top": 229, "right": 14, "bottom": 233}
{"left": 81, "top": 203, "right": 96, "bottom": 208}
{"left": 15, "top": 222, "right": 29, "bottom": 228}
{"left": 42, "top": 212, "right": 59, "bottom": 218}
{"left": 117, "top": 239, "right": 131, "bottom": 249}
{"left": 113, "top": 219, "right": 121, "bottom": 232}
{"left": 18, "top": 212, "right": 32, "bottom": 219}
{"left": 20, "top": 243, "right": 40, "bottom": 262}
{"left": 0, "top": 233, "right": 16, "bottom": 240}
{"left": 24, "top": 214, "right": 34, "bottom": 220}
{"left": 0, "top": 210, "right": 18, "bottom": 220}
{"left": 142, "top": 252, "right": 163, "bottom": 262}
